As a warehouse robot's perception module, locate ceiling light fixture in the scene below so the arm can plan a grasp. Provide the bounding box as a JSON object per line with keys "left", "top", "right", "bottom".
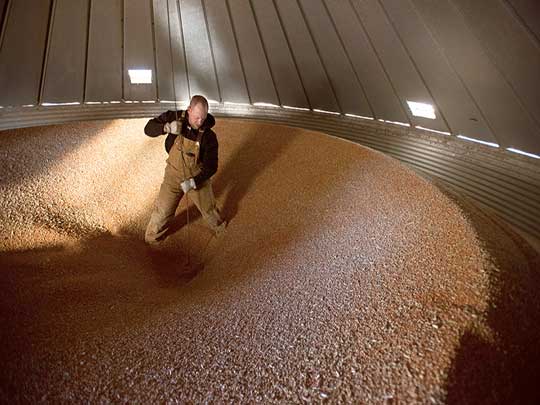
{"left": 407, "top": 100, "right": 436, "bottom": 119}
{"left": 128, "top": 69, "right": 152, "bottom": 84}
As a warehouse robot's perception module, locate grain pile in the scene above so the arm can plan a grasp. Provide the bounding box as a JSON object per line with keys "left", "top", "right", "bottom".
{"left": 1, "top": 118, "right": 538, "bottom": 403}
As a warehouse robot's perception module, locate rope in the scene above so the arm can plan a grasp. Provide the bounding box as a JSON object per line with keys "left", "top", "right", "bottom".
{"left": 166, "top": 0, "right": 190, "bottom": 266}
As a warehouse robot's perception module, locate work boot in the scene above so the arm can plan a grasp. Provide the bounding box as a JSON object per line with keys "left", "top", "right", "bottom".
{"left": 145, "top": 235, "right": 167, "bottom": 251}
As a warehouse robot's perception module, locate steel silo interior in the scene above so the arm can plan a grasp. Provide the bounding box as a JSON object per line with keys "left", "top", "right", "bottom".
{"left": 1, "top": 0, "right": 539, "bottom": 403}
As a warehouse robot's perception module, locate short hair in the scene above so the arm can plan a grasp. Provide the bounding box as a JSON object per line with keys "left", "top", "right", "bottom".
{"left": 190, "top": 95, "right": 209, "bottom": 110}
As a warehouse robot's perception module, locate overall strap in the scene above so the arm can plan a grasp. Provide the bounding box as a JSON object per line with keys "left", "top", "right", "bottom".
{"left": 191, "top": 128, "right": 205, "bottom": 162}
{"left": 196, "top": 127, "right": 205, "bottom": 144}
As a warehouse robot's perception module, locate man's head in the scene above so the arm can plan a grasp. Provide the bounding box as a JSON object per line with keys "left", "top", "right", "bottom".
{"left": 187, "top": 95, "right": 209, "bottom": 130}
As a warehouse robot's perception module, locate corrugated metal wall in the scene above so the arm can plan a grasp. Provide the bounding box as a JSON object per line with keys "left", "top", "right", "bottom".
{"left": 0, "top": 0, "right": 539, "bottom": 237}
{"left": 1, "top": 0, "right": 539, "bottom": 153}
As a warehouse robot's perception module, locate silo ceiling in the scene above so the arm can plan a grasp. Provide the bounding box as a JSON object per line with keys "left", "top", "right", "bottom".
{"left": 0, "top": 0, "right": 539, "bottom": 155}
{"left": 0, "top": 0, "right": 539, "bottom": 170}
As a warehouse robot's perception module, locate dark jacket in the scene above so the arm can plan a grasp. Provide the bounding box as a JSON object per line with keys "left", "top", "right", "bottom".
{"left": 144, "top": 110, "right": 218, "bottom": 187}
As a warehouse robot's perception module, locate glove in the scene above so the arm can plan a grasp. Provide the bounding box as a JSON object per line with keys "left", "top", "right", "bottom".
{"left": 163, "top": 120, "right": 181, "bottom": 135}
{"left": 181, "top": 178, "right": 196, "bottom": 193}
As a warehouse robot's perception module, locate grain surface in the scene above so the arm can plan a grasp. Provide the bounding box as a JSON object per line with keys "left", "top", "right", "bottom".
{"left": 1, "top": 118, "right": 538, "bottom": 404}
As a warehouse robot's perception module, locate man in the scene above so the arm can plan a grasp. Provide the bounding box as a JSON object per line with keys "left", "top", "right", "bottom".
{"left": 144, "top": 95, "right": 225, "bottom": 245}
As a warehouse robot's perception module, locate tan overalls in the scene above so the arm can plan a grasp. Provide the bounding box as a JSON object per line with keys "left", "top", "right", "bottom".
{"left": 145, "top": 118, "right": 223, "bottom": 244}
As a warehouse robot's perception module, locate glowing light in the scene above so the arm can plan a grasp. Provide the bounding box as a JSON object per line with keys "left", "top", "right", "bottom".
{"left": 283, "top": 105, "right": 310, "bottom": 111}
{"left": 128, "top": 69, "right": 152, "bottom": 84}
{"left": 142, "top": 100, "right": 156, "bottom": 104}
{"left": 313, "top": 109, "right": 340, "bottom": 115}
{"left": 407, "top": 101, "right": 436, "bottom": 119}
{"left": 224, "top": 101, "right": 251, "bottom": 106}
{"left": 345, "top": 113, "right": 374, "bottom": 120}
{"left": 160, "top": 100, "right": 189, "bottom": 106}
{"left": 208, "top": 99, "right": 220, "bottom": 105}
{"left": 416, "top": 126, "right": 450, "bottom": 135}
{"left": 42, "top": 102, "right": 81, "bottom": 106}
{"left": 378, "top": 119, "right": 410, "bottom": 127}
{"left": 253, "top": 102, "right": 280, "bottom": 108}
{"left": 507, "top": 148, "right": 540, "bottom": 159}
{"left": 23, "top": 104, "right": 36, "bottom": 107}
{"left": 457, "top": 135, "right": 499, "bottom": 148}
{"left": 89, "top": 101, "right": 117, "bottom": 104}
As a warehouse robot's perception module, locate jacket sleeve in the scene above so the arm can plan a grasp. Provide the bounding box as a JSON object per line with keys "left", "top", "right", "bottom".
{"left": 193, "top": 130, "right": 218, "bottom": 187}
{"left": 144, "top": 110, "right": 183, "bottom": 137}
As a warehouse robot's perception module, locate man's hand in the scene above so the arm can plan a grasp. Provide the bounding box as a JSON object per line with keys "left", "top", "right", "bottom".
{"left": 181, "top": 178, "right": 196, "bottom": 193}
{"left": 163, "top": 120, "right": 181, "bottom": 135}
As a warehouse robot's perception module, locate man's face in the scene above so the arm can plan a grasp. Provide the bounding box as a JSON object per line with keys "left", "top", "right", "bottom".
{"left": 187, "top": 103, "right": 208, "bottom": 130}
